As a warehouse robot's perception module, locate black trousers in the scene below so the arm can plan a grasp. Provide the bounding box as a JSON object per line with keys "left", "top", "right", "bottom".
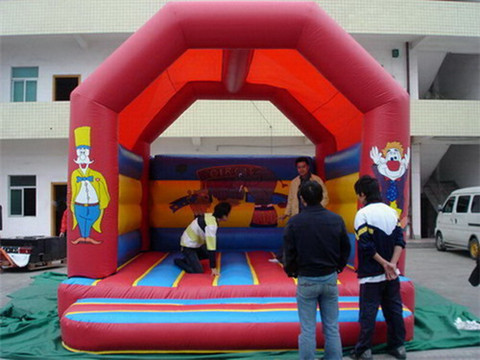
{"left": 354, "top": 278, "right": 406, "bottom": 354}
{"left": 174, "top": 246, "right": 208, "bottom": 273}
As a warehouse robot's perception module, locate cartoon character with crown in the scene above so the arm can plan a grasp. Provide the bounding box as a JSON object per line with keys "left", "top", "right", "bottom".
{"left": 370, "top": 141, "right": 410, "bottom": 218}
{"left": 70, "top": 126, "right": 110, "bottom": 245}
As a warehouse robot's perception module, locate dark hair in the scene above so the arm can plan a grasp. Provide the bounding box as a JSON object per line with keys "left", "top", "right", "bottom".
{"left": 213, "top": 202, "right": 231, "bottom": 218}
{"left": 354, "top": 175, "right": 383, "bottom": 204}
{"left": 299, "top": 181, "right": 323, "bottom": 206}
{"left": 295, "top": 157, "right": 310, "bottom": 166}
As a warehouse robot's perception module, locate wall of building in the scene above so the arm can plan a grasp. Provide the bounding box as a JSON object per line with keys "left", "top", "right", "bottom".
{"left": 436, "top": 144, "right": 480, "bottom": 188}
{"left": 0, "top": 139, "right": 68, "bottom": 237}
{"left": 0, "top": 35, "right": 126, "bottom": 102}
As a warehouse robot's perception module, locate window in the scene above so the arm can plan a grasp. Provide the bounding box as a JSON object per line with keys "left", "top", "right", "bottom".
{"left": 456, "top": 195, "right": 471, "bottom": 213}
{"left": 9, "top": 176, "right": 36, "bottom": 216}
{"left": 11, "top": 67, "right": 38, "bottom": 102}
{"left": 442, "top": 197, "right": 455, "bottom": 213}
{"left": 471, "top": 195, "right": 480, "bottom": 213}
{"left": 53, "top": 75, "right": 80, "bottom": 101}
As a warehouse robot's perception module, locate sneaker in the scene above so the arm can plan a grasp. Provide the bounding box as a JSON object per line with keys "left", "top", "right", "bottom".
{"left": 387, "top": 346, "right": 406, "bottom": 359}
{"left": 349, "top": 349, "right": 373, "bottom": 360}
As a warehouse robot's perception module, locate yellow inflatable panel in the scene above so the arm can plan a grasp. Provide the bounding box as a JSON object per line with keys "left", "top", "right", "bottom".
{"left": 119, "top": 175, "right": 142, "bottom": 204}
{"left": 325, "top": 173, "right": 359, "bottom": 233}
{"left": 325, "top": 173, "right": 359, "bottom": 204}
{"left": 150, "top": 180, "right": 203, "bottom": 203}
{"left": 327, "top": 203, "right": 357, "bottom": 233}
{"left": 118, "top": 204, "right": 142, "bottom": 235}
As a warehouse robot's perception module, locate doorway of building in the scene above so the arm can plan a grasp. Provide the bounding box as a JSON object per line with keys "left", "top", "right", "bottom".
{"left": 51, "top": 183, "right": 67, "bottom": 236}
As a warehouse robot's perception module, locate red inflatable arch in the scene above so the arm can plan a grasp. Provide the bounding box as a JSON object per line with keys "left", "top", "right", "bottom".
{"left": 62, "top": 2, "right": 414, "bottom": 352}
{"left": 67, "top": 1, "right": 409, "bottom": 279}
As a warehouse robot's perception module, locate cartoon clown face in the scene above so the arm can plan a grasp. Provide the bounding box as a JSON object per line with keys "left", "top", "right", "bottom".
{"left": 370, "top": 142, "right": 410, "bottom": 181}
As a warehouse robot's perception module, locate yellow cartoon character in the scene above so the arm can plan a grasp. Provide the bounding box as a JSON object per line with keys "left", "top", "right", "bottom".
{"left": 70, "top": 126, "right": 110, "bottom": 245}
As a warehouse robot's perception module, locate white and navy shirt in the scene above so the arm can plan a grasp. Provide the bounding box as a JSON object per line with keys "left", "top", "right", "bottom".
{"left": 354, "top": 202, "right": 405, "bottom": 283}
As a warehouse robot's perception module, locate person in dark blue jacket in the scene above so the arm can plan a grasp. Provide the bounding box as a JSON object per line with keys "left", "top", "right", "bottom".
{"left": 350, "top": 175, "right": 406, "bottom": 360}
{"left": 283, "top": 181, "right": 350, "bottom": 360}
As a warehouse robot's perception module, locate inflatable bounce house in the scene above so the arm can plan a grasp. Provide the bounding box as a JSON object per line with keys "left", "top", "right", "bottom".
{"left": 58, "top": 1, "right": 414, "bottom": 353}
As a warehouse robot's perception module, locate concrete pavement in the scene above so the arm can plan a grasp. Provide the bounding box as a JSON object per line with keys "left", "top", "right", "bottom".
{"left": 405, "top": 240, "right": 479, "bottom": 318}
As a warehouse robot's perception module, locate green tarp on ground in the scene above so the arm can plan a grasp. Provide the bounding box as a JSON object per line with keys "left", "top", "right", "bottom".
{"left": 1, "top": 272, "right": 479, "bottom": 359}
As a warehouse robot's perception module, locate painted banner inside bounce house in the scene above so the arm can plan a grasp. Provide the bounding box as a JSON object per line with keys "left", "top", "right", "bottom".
{"left": 61, "top": 1, "right": 412, "bottom": 354}
{"left": 149, "top": 154, "right": 357, "bottom": 252}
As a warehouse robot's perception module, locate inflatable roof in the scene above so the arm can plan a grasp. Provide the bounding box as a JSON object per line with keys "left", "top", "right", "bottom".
{"left": 71, "top": 1, "right": 408, "bottom": 151}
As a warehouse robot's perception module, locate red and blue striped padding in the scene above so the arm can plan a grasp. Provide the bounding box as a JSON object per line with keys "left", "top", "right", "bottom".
{"left": 58, "top": 251, "right": 415, "bottom": 316}
{"left": 61, "top": 296, "right": 414, "bottom": 352}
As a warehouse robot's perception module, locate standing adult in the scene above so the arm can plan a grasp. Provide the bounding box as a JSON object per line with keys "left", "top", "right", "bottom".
{"left": 283, "top": 181, "right": 351, "bottom": 360}
{"left": 174, "top": 202, "right": 231, "bottom": 276}
{"left": 272, "top": 157, "right": 330, "bottom": 263}
{"left": 350, "top": 175, "right": 406, "bottom": 360}
{"left": 280, "top": 157, "right": 329, "bottom": 221}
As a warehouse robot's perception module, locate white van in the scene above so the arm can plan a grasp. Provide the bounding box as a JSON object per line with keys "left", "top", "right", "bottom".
{"left": 435, "top": 186, "right": 480, "bottom": 259}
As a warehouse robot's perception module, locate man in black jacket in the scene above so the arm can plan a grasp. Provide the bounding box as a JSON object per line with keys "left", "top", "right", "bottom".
{"left": 284, "top": 181, "right": 351, "bottom": 360}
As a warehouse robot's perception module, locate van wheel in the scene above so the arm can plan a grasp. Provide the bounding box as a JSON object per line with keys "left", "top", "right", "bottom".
{"left": 435, "top": 232, "right": 446, "bottom": 251}
{"left": 468, "top": 237, "right": 479, "bottom": 259}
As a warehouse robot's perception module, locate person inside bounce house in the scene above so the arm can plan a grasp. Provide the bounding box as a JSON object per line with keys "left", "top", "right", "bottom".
{"left": 174, "top": 202, "right": 232, "bottom": 276}
{"left": 272, "top": 156, "right": 329, "bottom": 263}
{"left": 280, "top": 156, "right": 329, "bottom": 221}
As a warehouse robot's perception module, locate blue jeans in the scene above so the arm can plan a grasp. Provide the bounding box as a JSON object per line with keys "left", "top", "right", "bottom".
{"left": 296, "top": 272, "right": 342, "bottom": 360}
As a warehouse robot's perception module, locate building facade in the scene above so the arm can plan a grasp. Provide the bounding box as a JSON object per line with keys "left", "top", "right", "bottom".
{"left": 1, "top": 0, "right": 479, "bottom": 239}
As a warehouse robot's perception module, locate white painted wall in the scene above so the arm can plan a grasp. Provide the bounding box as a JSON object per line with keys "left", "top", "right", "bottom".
{"left": 0, "top": 139, "right": 68, "bottom": 237}
{"left": 0, "top": 35, "right": 127, "bottom": 102}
